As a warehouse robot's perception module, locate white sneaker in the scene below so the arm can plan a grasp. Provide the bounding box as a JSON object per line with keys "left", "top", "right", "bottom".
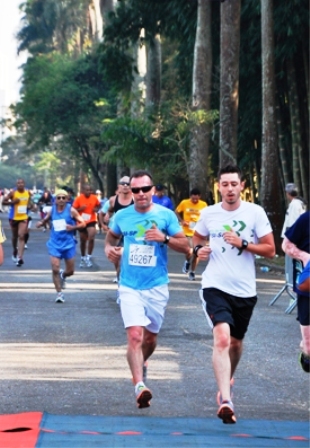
{"left": 24, "top": 244, "right": 28, "bottom": 249}
{"left": 79, "top": 257, "right": 86, "bottom": 267}
{"left": 12, "top": 255, "right": 18, "bottom": 263}
{"left": 55, "top": 292, "right": 65, "bottom": 303}
{"left": 85, "top": 256, "right": 92, "bottom": 267}
{"left": 113, "top": 277, "right": 118, "bottom": 283}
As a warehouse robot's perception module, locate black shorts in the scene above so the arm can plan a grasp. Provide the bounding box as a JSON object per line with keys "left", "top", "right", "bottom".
{"left": 202, "top": 288, "right": 257, "bottom": 340}
{"left": 78, "top": 221, "right": 97, "bottom": 233}
{"left": 9, "top": 219, "right": 28, "bottom": 228}
{"left": 298, "top": 294, "right": 310, "bottom": 326}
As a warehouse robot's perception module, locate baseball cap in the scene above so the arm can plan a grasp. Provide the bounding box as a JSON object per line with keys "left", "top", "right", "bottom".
{"left": 285, "top": 183, "right": 298, "bottom": 194}
{"left": 119, "top": 176, "right": 130, "bottom": 184}
{"left": 155, "top": 184, "right": 166, "bottom": 191}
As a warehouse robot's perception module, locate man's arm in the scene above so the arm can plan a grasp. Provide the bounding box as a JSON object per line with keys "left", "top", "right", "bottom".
{"left": 144, "top": 225, "right": 191, "bottom": 256}
{"left": 282, "top": 237, "right": 310, "bottom": 267}
{"left": 105, "top": 229, "right": 122, "bottom": 264}
{"left": 70, "top": 208, "right": 86, "bottom": 230}
{"left": 221, "top": 229, "right": 275, "bottom": 259}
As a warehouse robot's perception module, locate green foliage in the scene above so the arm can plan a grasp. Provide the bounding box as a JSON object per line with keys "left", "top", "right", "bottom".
{"left": 101, "top": 100, "right": 218, "bottom": 185}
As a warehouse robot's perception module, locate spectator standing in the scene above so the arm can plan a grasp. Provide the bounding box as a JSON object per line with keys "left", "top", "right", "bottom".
{"left": 282, "top": 211, "right": 310, "bottom": 373}
{"left": 281, "top": 183, "right": 306, "bottom": 305}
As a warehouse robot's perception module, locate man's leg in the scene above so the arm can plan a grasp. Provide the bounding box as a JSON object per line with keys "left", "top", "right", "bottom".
{"left": 86, "top": 226, "right": 96, "bottom": 256}
{"left": 17, "top": 221, "right": 28, "bottom": 262}
{"left": 126, "top": 326, "right": 154, "bottom": 408}
{"left": 11, "top": 224, "right": 18, "bottom": 258}
{"left": 79, "top": 231, "right": 87, "bottom": 257}
{"left": 213, "top": 322, "right": 241, "bottom": 424}
{"left": 63, "top": 257, "right": 75, "bottom": 278}
{"left": 212, "top": 322, "right": 234, "bottom": 402}
{"left": 50, "top": 256, "right": 62, "bottom": 292}
{"left": 299, "top": 325, "right": 310, "bottom": 372}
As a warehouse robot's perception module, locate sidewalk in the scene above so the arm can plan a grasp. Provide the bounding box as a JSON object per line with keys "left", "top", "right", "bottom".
{"left": 0, "top": 218, "right": 308, "bottom": 446}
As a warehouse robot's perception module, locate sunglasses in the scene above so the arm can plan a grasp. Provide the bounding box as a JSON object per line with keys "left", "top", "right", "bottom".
{"left": 131, "top": 185, "right": 153, "bottom": 194}
{"left": 119, "top": 182, "right": 130, "bottom": 186}
{"left": 56, "top": 196, "right": 66, "bottom": 200}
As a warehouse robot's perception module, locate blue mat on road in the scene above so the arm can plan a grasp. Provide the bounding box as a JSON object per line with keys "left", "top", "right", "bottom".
{"left": 37, "top": 413, "right": 309, "bottom": 447}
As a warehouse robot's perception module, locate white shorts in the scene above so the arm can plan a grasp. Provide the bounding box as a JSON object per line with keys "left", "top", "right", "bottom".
{"left": 119, "top": 284, "right": 169, "bottom": 333}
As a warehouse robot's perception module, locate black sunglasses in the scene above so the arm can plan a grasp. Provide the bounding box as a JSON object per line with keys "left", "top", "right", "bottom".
{"left": 119, "top": 182, "right": 130, "bottom": 186}
{"left": 56, "top": 196, "right": 66, "bottom": 200}
{"left": 131, "top": 185, "right": 153, "bottom": 194}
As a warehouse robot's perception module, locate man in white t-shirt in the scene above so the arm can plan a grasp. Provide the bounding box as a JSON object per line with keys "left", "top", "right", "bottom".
{"left": 193, "top": 165, "right": 275, "bottom": 424}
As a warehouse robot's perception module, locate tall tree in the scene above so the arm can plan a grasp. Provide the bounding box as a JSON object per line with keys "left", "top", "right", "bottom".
{"left": 219, "top": 0, "right": 241, "bottom": 166}
{"left": 188, "top": 0, "right": 212, "bottom": 199}
{"left": 260, "top": 0, "right": 282, "bottom": 251}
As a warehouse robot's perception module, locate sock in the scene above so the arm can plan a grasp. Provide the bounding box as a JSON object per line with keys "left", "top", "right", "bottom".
{"left": 135, "top": 381, "right": 145, "bottom": 393}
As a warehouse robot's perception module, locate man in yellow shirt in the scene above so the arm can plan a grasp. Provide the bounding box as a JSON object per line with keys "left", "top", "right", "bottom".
{"left": 3, "top": 179, "right": 32, "bottom": 267}
{"left": 175, "top": 188, "right": 207, "bottom": 280}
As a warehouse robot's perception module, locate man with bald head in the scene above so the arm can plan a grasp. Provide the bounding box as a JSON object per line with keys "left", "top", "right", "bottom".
{"left": 73, "top": 184, "right": 101, "bottom": 267}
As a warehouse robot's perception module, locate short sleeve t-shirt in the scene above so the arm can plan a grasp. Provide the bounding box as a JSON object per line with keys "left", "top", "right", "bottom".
{"left": 195, "top": 201, "right": 273, "bottom": 297}
{"left": 110, "top": 204, "right": 182, "bottom": 290}
{"left": 176, "top": 199, "right": 207, "bottom": 236}
{"left": 73, "top": 194, "right": 100, "bottom": 224}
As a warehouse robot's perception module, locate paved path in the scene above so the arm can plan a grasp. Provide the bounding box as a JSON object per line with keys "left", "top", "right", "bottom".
{"left": 0, "top": 214, "right": 308, "bottom": 427}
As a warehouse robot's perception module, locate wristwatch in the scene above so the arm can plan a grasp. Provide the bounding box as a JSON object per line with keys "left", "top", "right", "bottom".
{"left": 241, "top": 239, "right": 248, "bottom": 250}
{"left": 163, "top": 235, "right": 170, "bottom": 244}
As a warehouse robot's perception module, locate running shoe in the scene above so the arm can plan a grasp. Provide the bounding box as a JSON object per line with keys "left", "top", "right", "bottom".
{"left": 55, "top": 292, "right": 65, "bottom": 303}
{"left": 217, "top": 377, "right": 234, "bottom": 405}
{"left": 79, "top": 257, "right": 86, "bottom": 267}
{"left": 113, "top": 277, "right": 118, "bottom": 283}
{"left": 182, "top": 260, "right": 190, "bottom": 274}
{"left": 188, "top": 271, "right": 195, "bottom": 281}
{"left": 85, "top": 256, "right": 93, "bottom": 267}
{"left": 299, "top": 352, "right": 310, "bottom": 373}
{"left": 143, "top": 361, "right": 148, "bottom": 382}
{"left": 12, "top": 255, "right": 18, "bottom": 263}
{"left": 24, "top": 244, "right": 28, "bottom": 249}
{"left": 16, "top": 258, "right": 24, "bottom": 267}
{"left": 59, "top": 270, "right": 66, "bottom": 290}
{"left": 217, "top": 400, "right": 236, "bottom": 424}
{"left": 135, "top": 385, "right": 152, "bottom": 409}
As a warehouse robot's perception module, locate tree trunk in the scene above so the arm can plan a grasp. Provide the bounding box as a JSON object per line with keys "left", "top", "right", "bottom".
{"left": 219, "top": 0, "right": 241, "bottom": 166}
{"left": 131, "top": 29, "right": 147, "bottom": 117}
{"left": 286, "top": 58, "right": 303, "bottom": 193}
{"left": 260, "top": 0, "right": 283, "bottom": 253}
{"left": 146, "top": 33, "right": 161, "bottom": 110}
{"left": 275, "top": 96, "right": 290, "bottom": 186}
{"left": 188, "top": 0, "right": 212, "bottom": 200}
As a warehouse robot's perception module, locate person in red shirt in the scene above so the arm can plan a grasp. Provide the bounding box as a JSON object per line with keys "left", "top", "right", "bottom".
{"left": 73, "top": 184, "right": 101, "bottom": 267}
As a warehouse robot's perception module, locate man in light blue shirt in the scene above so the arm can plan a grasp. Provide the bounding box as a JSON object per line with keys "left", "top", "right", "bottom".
{"left": 105, "top": 170, "right": 190, "bottom": 409}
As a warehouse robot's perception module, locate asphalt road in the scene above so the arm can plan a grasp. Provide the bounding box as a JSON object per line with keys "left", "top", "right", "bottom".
{"left": 0, "top": 213, "right": 308, "bottom": 423}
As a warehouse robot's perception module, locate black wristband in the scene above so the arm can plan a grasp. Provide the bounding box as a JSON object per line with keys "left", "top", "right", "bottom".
{"left": 193, "top": 245, "right": 203, "bottom": 257}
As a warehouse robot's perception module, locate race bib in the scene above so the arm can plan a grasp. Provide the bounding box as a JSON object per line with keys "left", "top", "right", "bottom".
{"left": 129, "top": 244, "right": 157, "bottom": 267}
{"left": 17, "top": 205, "right": 27, "bottom": 214}
{"left": 81, "top": 213, "right": 91, "bottom": 221}
{"left": 53, "top": 219, "right": 67, "bottom": 232}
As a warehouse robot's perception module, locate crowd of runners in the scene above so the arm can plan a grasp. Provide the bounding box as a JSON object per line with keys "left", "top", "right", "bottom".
{"left": 0, "top": 165, "right": 308, "bottom": 423}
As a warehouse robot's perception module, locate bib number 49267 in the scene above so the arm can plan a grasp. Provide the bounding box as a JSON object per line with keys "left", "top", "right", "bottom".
{"left": 129, "top": 244, "right": 157, "bottom": 267}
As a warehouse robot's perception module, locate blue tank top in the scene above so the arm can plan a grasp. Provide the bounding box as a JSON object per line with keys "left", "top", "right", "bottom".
{"left": 47, "top": 204, "right": 76, "bottom": 251}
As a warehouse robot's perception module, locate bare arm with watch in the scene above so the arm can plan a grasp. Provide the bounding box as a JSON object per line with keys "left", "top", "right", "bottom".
{"left": 144, "top": 224, "right": 190, "bottom": 255}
